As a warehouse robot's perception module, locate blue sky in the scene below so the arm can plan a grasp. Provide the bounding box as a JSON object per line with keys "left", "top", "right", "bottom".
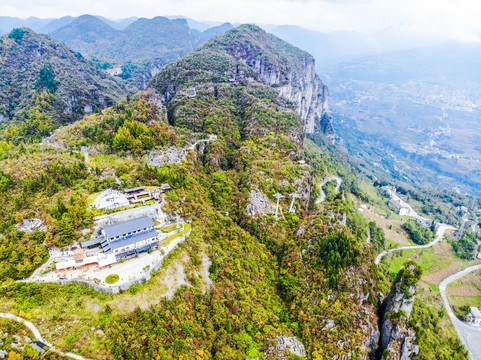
{"left": 1, "top": 0, "right": 480, "bottom": 42}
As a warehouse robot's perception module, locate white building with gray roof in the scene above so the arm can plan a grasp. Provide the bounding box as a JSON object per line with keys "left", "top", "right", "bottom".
{"left": 82, "top": 216, "right": 159, "bottom": 260}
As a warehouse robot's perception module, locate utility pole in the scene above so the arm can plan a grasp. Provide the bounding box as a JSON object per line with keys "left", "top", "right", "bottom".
{"left": 273, "top": 193, "right": 285, "bottom": 218}
{"left": 288, "top": 192, "right": 301, "bottom": 213}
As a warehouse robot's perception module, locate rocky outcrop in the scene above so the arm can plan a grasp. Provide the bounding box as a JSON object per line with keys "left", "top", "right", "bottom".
{"left": 278, "top": 65, "right": 331, "bottom": 135}
{"left": 147, "top": 134, "right": 217, "bottom": 167}
{"left": 244, "top": 189, "right": 274, "bottom": 217}
{"left": 376, "top": 262, "right": 421, "bottom": 360}
{"left": 150, "top": 24, "right": 333, "bottom": 136}
{"left": 225, "top": 26, "right": 332, "bottom": 135}
{"left": 265, "top": 336, "right": 306, "bottom": 359}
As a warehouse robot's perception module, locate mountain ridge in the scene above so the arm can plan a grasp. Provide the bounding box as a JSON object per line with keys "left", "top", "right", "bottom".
{"left": 0, "top": 27, "right": 128, "bottom": 141}
{"left": 150, "top": 24, "right": 333, "bottom": 135}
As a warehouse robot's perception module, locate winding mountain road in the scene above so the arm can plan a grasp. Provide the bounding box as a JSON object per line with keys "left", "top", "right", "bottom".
{"left": 439, "top": 265, "right": 481, "bottom": 360}
{"left": 374, "top": 224, "right": 455, "bottom": 264}
{"left": 316, "top": 175, "right": 342, "bottom": 204}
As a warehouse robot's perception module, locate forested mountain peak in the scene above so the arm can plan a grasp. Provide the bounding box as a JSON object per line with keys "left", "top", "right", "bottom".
{"left": 0, "top": 17, "right": 472, "bottom": 360}
{"left": 150, "top": 24, "right": 333, "bottom": 135}
{"left": 51, "top": 15, "right": 193, "bottom": 64}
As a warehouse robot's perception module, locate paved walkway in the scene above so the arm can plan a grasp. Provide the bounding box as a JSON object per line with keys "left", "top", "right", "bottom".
{"left": 316, "top": 175, "right": 342, "bottom": 204}
{"left": 374, "top": 224, "right": 454, "bottom": 264}
{"left": 0, "top": 313, "right": 88, "bottom": 360}
{"left": 0, "top": 313, "right": 44, "bottom": 342}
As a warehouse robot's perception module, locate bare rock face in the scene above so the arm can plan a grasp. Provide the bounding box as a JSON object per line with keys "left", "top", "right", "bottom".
{"left": 265, "top": 336, "right": 306, "bottom": 359}
{"left": 150, "top": 25, "right": 333, "bottom": 137}
{"left": 148, "top": 147, "right": 188, "bottom": 166}
{"left": 376, "top": 263, "right": 421, "bottom": 360}
{"left": 278, "top": 66, "right": 331, "bottom": 135}
{"left": 148, "top": 134, "right": 217, "bottom": 167}
{"left": 244, "top": 189, "right": 274, "bottom": 217}
{"left": 227, "top": 37, "right": 332, "bottom": 135}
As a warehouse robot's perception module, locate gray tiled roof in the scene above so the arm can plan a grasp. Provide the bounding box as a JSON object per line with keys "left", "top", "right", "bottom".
{"left": 123, "top": 186, "right": 146, "bottom": 193}
{"left": 80, "top": 237, "right": 102, "bottom": 248}
{"left": 103, "top": 216, "right": 153, "bottom": 240}
{"left": 104, "top": 228, "right": 158, "bottom": 252}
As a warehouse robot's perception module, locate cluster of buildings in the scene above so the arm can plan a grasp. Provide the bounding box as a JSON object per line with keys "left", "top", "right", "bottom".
{"left": 382, "top": 185, "right": 439, "bottom": 229}
{"left": 88, "top": 185, "right": 170, "bottom": 212}
{"left": 56, "top": 215, "right": 161, "bottom": 270}
{"left": 414, "top": 215, "right": 434, "bottom": 229}
{"left": 55, "top": 185, "right": 173, "bottom": 271}
{"left": 387, "top": 195, "right": 418, "bottom": 217}
{"left": 83, "top": 216, "right": 159, "bottom": 260}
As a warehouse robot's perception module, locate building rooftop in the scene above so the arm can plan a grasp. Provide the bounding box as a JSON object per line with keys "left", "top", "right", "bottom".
{"left": 81, "top": 237, "right": 102, "bottom": 248}
{"left": 103, "top": 216, "right": 154, "bottom": 240}
{"left": 124, "top": 186, "right": 146, "bottom": 193}
{"left": 103, "top": 228, "right": 158, "bottom": 253}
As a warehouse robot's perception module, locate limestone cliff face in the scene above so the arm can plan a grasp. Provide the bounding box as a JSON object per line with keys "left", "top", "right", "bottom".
{"left": 277, "top": 63, "right": 331, "bottom": 135}
{"left": 376, "top": 263, "right": 421, "bottom": 360}
{"left": 226, "top": 34, "right": 333, "bottom": 135}
{"left": 150, "top": 24, "right": 334, "bottom": 136}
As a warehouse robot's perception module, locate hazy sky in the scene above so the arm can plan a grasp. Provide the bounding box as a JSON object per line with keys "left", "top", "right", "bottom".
{"left": 2, "top": 0, "right": 481, "bottom": 42}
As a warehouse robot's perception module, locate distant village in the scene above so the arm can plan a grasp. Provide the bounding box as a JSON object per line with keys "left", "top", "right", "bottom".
{"left": 383, "top": 185, "right": 438, "bottom": 230}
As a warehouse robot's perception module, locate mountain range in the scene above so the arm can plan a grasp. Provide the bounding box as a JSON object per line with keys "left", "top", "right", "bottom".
{"left": 50, "top": 15, "right": 232, "bottom": 89}
{"left": 0, "top": 15, "right": 477, "bottom": 360}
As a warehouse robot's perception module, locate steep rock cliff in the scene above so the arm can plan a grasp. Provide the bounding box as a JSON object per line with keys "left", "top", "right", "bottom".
{"left": 226, "top": 30, "right": 331, "bottom": 134}
{"left": 376, "top": 262, "right": 421, "bottom": 360}
{"left": 150, "top": 24, "right": 333, "bottom": 136}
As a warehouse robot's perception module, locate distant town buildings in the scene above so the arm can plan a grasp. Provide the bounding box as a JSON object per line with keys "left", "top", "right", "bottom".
{"left": 382, "top": 185, "right": 418, "bottom": 217}
{"left": 15, "top": 218, "right": 45, "bottom": 233}
{"left": 388, "top": 196, "right": 417, "bottom": 217}
{"left": 467, "top": 307, "right": 481, "bottom": 326}
{"left": 415, "top": 216, "right": 434, "bottom": 229}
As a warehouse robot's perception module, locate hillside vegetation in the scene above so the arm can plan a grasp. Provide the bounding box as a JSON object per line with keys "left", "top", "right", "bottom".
{"left": 0, "top": 23, "right": 473, "bottom": 360}
{"left": 0, "top": 28, "right": 128, "bottom": 142}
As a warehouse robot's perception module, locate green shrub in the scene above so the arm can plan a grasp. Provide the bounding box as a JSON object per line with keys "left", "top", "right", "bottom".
{"left": 105, "top": 274, "right": 119, "bottom": 284}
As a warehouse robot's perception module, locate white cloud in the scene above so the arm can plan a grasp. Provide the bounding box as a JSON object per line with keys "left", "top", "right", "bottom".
{"left": 0, "top": 0, "right": 480, "bottom": 43}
